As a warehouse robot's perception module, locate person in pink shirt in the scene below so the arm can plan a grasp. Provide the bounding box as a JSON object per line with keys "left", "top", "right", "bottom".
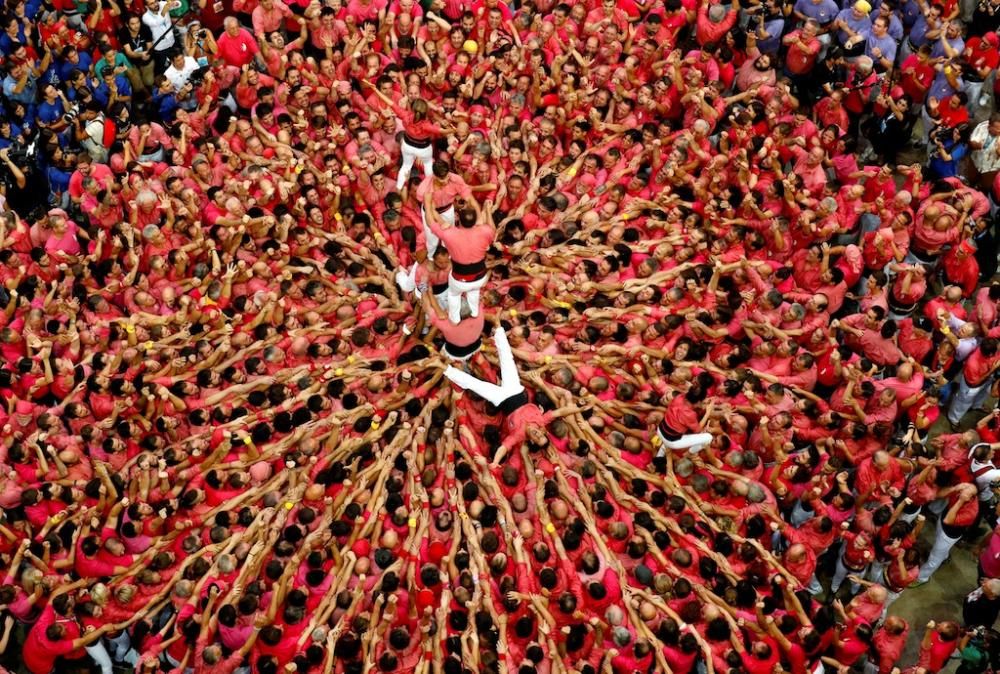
{"left": 423, "top": 192, "right": 494, "bottom": 324}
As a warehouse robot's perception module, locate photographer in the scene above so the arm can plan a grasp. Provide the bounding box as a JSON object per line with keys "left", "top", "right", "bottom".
{"left": 149, "top": 74, "right": 192, "bottom": 123}
{"left": 928, "top": 122, "right": 970, "bottom": 179}
{"left": 182, "top": 19, "right": 218, "bottom": 60}
{"left": 164, "top": 49, "right": 201, "bottom": 90}
{"left": 71, "top": 101, "right": 109, "bottom": 163}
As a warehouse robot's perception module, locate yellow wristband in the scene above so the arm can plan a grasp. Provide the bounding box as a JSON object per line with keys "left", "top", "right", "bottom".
{"left": 125, "top": 324, "right": 135, "bottom": 333}
{"left": 941, "top": 327, "right": 951, "bottom": 335}
{"left": 651, "top": 435, "right": 661, "bottom": 447}
{"left": 334, "top": 213, "right": 342, "bottom": 221}
{"left": 335, "top": 368, "right": 344, "bottom": 376}
{"left": 408, "top": 518, "right": 417, "bottom": 528}
{"left": 347, "top": 356, "right": 355, "bottom": 364}
{"left": 544, "top": 356, "right": 553, "bottom": 364}
{"left": 243, "top": 436, "right": 252, "bottom": 446}
{"left": 556, "top": 301, "right": 572, "bottom": 310}
{"left": 510, "top": 309, "right": 518, "bottom": 317}
{"left": 144, "top": 341, "right": 154, "bottom": 351}
{"left": 371, "top": 421, "right": 380, "bottom": 430}
{"left": 284, "top": 501, "right": 294, "bottom": 510}
{"left": 545, "top": 523, "right": 556, "bottom": 534}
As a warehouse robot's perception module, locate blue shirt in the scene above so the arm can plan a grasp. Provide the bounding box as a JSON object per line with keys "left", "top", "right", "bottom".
{"left": 2, "top": 73, "right": 36, "bottom": 106}
{"left": 57, "top": 52, "right": 92, "bottom": 83}
{"left": 910, "top": 15, "right": 936, "bottom": 47}
{"left": 884, "top": 12, "right": 904, "bottom": 40}
{"left": 46, "top": 165, "right": 72, "bottom": 200}
{"left": 757, "top": 18, "right": 786, "bottom": 54}
{"left": 932, "top": 35, "right": 964, "bottom": 60}
{"left": 152, "top": 90, "right": 179, "bottom": 123}
{"left": 900, "top": 0, "right": 921, "bottom": 25}
{"left": 37, "top": 99, "right": 65, "bottom": 126}
{"left": 929, "top": 138, "right": 967, "bottom": 178}
{"left": 0, "top": 27, "right": 26, "bottom": 55}
{"left": 0, "top": 122, "right": 24, "bottom": 150}
{"left": 835, "top": 8, "right": 871, "bottom": 45}
{"left": 865, "top": 32, "right": 898, "bottom": 64}
{"left": 794, "top": 0, "right": 839, "bottom": 23}
{"left": 928, "top": 69, "right": 964, "bottom": 102}
{"left": 92, "top": 75, "right": 132, "bottom": 108}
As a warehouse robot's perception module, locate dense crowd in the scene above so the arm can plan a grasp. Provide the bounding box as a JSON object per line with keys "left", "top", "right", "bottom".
{"left": 3, "top": 0, "right": 1000, "bottom": 672}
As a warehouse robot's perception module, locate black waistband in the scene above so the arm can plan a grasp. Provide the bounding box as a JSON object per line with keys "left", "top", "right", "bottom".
{"left": 658, "top": 419, "right": 682, "bottom": 441}
{"left": 910, "top": 247, "right": 940, "bottom": 262}
{"left": 451, "top": 259, "right": 487, "bottom": 277}
{"left": 888, "top": 300, "right": 917, "bottom": 314}
{"left": 435, "top": 202, "right": 453, "bottom": 213}
{"left": 431, "top": 282, "right": 449, "bottom": 295}
{"left": 444, "top": 335, "right": 482, "bottom": 358}
{"left": 403, "top": 133, "right": 432, "bottom": 149}
{"left": 499, "top": 390, "right": 530, "bottom": 415}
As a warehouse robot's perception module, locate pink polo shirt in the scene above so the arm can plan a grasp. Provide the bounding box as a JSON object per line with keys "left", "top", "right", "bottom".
{"left": 415, "top": 173, "right": 473, "bottom": 211}
{"left": 428, "top": 221, "right": 494, "bottom": 265}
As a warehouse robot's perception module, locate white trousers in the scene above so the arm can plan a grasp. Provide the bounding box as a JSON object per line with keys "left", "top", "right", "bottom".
{"left": 447, "top": 272, "right": 488, "bottom": 324}
{"left": 394, "top": 263, "right": 448, "bottom": 306}
{"left": 397, "top": 139, "right": 434, "bottom": 190}
{"left": 421, "top": 205, "right": 454, "bottom": 256}
{"left": 444, "top": 327, "right": 522, "bottom": 406}
{"left": 949, "top": 373, "right": 991, "bottom": 425}
{"left": 918, "top": 518, "right": 962, "bottom": 583}
{"left": 86, "top": 641, "right": 113, "bottom": 674}
{"left": 654, "top": 426, "right": 714, "bottom": 457}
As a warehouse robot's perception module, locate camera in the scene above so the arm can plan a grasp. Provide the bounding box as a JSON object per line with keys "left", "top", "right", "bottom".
{"left": 188, "top": 65, "right": 210, "bottom": 87}
{"left": 6, "top": 138, "right": 37, "bottom": 167}
{"left": 63, "top": 103, "right": 80, "bottom": 124}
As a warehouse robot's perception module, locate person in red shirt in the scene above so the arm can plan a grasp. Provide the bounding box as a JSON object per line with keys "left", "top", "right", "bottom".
{"left": 216, "top": 17, "right": 261, "bottom": 69}
{"left": 872, "top": 616, "right": 909, "bottom": 674}
{"left": 442, "top": 326, "right": 578, "bottom": 466}
{"left": 948, "top": 337, "right": 1000, "bottom": 426}
{"left": 918, "top": 483, "right": 979, "bottom": 583}
{"left": 917, "top": 620, "right": 961, "bottom": 673}
{"left": 782, "top": 20, "right": 822, "bottom": 76}
{"left": 696, "top": 0, "right": 739, "bottom": 46}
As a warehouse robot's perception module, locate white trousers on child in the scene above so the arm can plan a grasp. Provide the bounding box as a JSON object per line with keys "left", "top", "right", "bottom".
{"left": 444, "top": 327, "right": 522, "bottom": 405}
{"left": 397, "top": 139, "right": 434, "bottom": 190}
{"left": 654, "top": 426, "right": 714, "bottom": 457}
{"left": 447, "top": 272, "right": 488, "bottom": 324}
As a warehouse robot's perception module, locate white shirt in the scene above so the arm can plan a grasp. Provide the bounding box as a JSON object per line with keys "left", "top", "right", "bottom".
{"left": 164, "top": 56, "right": 199, "bottom": 89}
{"left": 970, "top": 444, "right": 1000, "bottom": 501}
{"left": 971, "top": 121, "right": 1000, "bottom": 174}
{"left": 143, "top": 3, "right": 175, "bottom": 52}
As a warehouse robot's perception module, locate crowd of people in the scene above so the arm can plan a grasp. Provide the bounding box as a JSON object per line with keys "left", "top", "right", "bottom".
{"left": 4, "top": 0, "right": 1000, "bottom": 672}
